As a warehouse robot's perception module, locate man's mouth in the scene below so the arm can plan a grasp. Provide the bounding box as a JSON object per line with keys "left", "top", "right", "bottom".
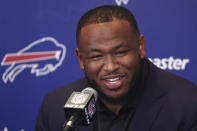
{"left": 102, "top": 75, "right": 126, "bottom": 89}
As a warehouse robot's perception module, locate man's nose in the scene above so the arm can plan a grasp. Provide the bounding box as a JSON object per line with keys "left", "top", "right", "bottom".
{"left": 103, "top": 55, "right": 119, "bottom": 73}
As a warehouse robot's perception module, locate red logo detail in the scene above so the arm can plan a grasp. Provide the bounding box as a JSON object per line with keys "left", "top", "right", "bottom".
{"left": 2, "top": 51, "right": 60, "bottom": 65}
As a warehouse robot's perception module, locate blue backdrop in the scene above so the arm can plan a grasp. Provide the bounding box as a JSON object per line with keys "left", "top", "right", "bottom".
{"left": 0, "top": 0, "right": 196, "bottom": 130}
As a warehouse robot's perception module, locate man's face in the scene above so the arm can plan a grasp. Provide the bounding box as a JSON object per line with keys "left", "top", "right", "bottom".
{"left": 76, "top": 20, "right": 146, "bottom": 102}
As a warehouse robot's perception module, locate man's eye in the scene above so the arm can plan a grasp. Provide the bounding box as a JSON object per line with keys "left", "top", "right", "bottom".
{"left": 89, "top": 55, "right": 103, "bottom": 59}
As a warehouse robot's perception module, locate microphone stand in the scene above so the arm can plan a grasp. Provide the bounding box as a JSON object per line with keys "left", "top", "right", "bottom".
{"left": 63, "top": 113, "right": 79, "bottom": 131}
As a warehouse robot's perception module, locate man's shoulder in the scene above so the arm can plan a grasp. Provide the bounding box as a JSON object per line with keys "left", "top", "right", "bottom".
{"left": 149, "top": 61, "right": 197, "bottom": 102}
{"left": 155, "top": 66, "right": 196, "bottom": 90}
{"left": 44, "top": 78, "right": 89, "bottom": 104}
{"left": 137, "top": 60, "right": 197, "bottom": 131}
{"left": 50, "top": 78, "right": 87, "bottom": 93}
{"left": 143, "top": 61, "right": 197, "bottom": 117}
{"left": 148, "top": 59, "right": 196, "bottom": 90}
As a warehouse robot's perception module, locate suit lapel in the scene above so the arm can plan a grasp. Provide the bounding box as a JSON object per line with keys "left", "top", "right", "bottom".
{"left": 129, "top": 76, "right": 166, "bottom": 131}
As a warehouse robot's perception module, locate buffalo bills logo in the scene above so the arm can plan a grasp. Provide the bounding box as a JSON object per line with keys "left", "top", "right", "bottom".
{"left": 1, "top": 37, "right": 66, "bottom": 83}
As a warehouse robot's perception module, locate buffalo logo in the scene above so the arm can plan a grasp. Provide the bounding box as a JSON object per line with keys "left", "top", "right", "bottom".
{"left": 115, "top": 0, "right": 129, "bottom": 6}
{"left": 1, "top": 37, "right": 66, "bottom": 83}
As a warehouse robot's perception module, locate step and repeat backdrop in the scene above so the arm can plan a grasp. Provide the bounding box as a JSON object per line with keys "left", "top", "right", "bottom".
{"left": 0, "top": 0, "right": 196, "bottom": 130}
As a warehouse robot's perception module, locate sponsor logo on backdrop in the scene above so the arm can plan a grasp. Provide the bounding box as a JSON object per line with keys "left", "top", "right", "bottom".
{"left": 0, "top": 127, "right": 24, "bottom": 131}
{"left": 1, "top": 37, "right": 66, "bottom": 84}
{"left": 115, "top": 0, "right": 129, "bottom": 6}
{"left": 148, "top": 56, "right": 190, "bottom": 70}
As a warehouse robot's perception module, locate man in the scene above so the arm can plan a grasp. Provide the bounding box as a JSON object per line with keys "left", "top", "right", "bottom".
{"left": 35, "top": 5, "right": 197, "bottom": 131}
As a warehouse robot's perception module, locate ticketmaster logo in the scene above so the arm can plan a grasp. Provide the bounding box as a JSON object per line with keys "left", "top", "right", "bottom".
{"left": 148, "top": 56, "right": 190, "bottom": 70}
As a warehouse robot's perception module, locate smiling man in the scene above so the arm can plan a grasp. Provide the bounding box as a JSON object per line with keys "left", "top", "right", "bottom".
{"left": 35, "top": 5, "right": 197, "bottom": 131}
{"left": 75, "top": 18, "right": 146, "bottom": 115}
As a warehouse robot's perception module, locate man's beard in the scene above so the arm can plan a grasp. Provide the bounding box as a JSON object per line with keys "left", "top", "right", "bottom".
{"left": 84, "top": 67, "right": 140, "bottom": 105}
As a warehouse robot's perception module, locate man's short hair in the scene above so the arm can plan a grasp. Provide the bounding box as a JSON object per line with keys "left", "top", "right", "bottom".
{"left": 76, "top": 5, "right": 140, "bottom": 45}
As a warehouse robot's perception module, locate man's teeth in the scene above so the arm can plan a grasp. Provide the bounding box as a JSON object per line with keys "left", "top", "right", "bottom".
{"left": 106, "top": 77, "right": 120, "bottom": 82}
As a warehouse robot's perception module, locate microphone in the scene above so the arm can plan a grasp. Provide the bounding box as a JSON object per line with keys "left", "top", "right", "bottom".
{"left": 63, "top": 87, "right": 98, "bottom": 131}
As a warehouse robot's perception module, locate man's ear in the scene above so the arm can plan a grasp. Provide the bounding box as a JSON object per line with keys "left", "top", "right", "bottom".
{"left": 138, "top": 34, "right": 146, "bottom": 59}
{"left": 75, "top": 48, "right": 85, "bottom": 70}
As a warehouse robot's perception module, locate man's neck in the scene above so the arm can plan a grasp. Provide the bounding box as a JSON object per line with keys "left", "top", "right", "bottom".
{"left": 101, "top": 98, "right": 122, "bottom": 115}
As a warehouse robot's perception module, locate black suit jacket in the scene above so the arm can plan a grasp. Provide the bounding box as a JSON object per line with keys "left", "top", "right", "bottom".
{"left": 35, "top": 60, "right": 197, "bottom": 131}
